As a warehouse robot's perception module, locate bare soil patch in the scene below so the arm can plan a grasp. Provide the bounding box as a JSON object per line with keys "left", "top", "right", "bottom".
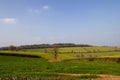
{"left": 57, "top": 73, "right": 120, "bottom": 80}
{"left": 48, "top": 59, "right": 63, "bottom": 62}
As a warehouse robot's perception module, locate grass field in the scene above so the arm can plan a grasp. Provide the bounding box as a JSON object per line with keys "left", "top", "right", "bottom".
{"left": 0, "top": 55, "right": 120, "bottom": 79}
{"left": 0, "top": 46, "right": 120, "bottom": 60}
{"left": 23, "top": 46, "right": 120, "bottom": 53}
{"left": 0, "top": 46, "right": 120, "bottom": 79}
{"left": 58, "top": 46, "right": 119, "bottom": 53}
{"left": 0, "top": 50, "right": 75, "bottom": 60}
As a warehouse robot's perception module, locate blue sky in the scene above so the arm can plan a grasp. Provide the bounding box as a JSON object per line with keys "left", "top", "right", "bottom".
{"left": 0, "top": 0, "right": 120, "bottom": 47}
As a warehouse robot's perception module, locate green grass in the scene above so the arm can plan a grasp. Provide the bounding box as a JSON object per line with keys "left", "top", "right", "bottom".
{"left": 21, "top": 46, "right": 120, "bottom": 53}
{"left": 0, "top": 46, "right": 120, "bottom": 60}
{"left": 0, "top": 46, "right": 120, "bottom": 79}
{"left": 0, "top": 50, "right": 76, "bottom": 60}
{"left": 21, "top": 48, "right": 45, "bottom": 52}
{"left": 0, "top": 47, "right": 120, "bottom": 60}
{"left": 0, "top": 55, "right": 120, "bottom": 78}
{"left": 57, "top": 46, "right": 120, "bottom": 53}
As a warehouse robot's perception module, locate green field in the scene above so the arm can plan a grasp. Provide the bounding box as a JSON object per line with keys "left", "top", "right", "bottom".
{"left": 14, "top": 46, "right": 120, "bottom": 58}
{"left": 58, "top": 46, "right": 119, "bottom": 53}
{"left": 0, "top": 46, "right": 120, "bottom": 60}
{"left": 22, "top": 46, "right": 120, "bottom": 53}
{"left": 0, "top": 46, "right": 120, "bottom": 79}
{"left": 0, "top": 56, "right": 120, "bottom": 78}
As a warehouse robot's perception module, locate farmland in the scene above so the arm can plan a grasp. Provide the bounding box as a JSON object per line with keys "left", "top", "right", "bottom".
{"left": 0, "top": 46, "right": 120, "bottom": 79}
{"left": 23, "top": 46, "right": 120, "bottom": 53}
{"left": 21, "top": 46, "right": 120, "bottom": 59}
{"left": 0, "top": 55, "right": 120, "bottom": 79}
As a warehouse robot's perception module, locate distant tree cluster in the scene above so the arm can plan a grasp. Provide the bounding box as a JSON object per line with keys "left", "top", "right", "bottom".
{"left": 0, "top": 43, "right": 93, "bottom": 50}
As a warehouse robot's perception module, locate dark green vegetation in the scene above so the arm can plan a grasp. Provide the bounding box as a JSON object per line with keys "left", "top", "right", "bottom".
{"left": 78, "top": 75, "right": 100, "bottom": 79}
{"left": 0, "top": 56, "right": 120, "bottom": 78}
{"left": 0, "top": 46, "right": 120, "bottom": 79}
{"left": 0, "top": 43, "right": 92, "bottom": 50}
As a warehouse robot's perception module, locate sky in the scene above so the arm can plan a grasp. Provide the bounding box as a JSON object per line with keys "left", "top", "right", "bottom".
{"left": 0, "top": 0, "right": 120, "bottom": 47}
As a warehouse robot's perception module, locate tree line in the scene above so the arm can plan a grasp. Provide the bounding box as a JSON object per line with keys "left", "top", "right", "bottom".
{"left": 0, "top": 43, "right": 92, "bottom": 51}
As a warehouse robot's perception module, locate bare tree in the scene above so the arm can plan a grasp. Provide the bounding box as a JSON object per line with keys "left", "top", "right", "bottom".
{"left": 44, "top": 48, "right": 48, "bottom": 53}
{"left": 52, "top": 44, "right": 59, "bottom": 60}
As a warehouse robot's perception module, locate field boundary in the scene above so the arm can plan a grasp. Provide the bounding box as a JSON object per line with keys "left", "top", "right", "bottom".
{"left": 0, "top": 52, "right": 41, "bottom": 58}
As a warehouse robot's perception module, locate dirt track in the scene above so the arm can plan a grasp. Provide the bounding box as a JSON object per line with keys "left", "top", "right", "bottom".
{"left": 58, "top": 73, "right": 120, "bottom": 80}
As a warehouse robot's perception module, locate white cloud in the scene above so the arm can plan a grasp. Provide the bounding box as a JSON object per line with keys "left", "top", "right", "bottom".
{"left": 0, "top": 18, "right": 17, "bottom": 24}
{"left": 28, "top": 5, "right": 51, "bottom": 14}
{"left": 42, "top": 5, "right": 50, "bottom": 10}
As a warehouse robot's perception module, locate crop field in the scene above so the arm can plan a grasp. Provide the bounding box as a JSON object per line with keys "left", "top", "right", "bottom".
{"left": 22, "top": 46, "right": 120, "bottom": 53}
{"left": 0, "top": 55, "right": 120, "bottom": 79}
{"left": 0, "top": 46, "right": 120, "bottom": 79}
{"left": 0, "top": 50, "right": 75, "bottom": 60}
{"left": 20, "top": 46, "right": 120, "bottom": 59}
{"left": 23, "top": 46, "right": 120, "bottom": 54}
{"left": 0, "top": 46, "right": 120, "bottom": 60}
{"left": 58, "top": 46, "right": 119, "bottom": 53}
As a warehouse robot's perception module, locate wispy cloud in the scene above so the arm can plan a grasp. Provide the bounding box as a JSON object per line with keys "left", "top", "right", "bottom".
{"left": 42, "top": 5, "right": 50, "bottom": 10}
{"left": 0, "top": 18, "right": 17, "bottom": 24}
{"left": 28, "top": 5, "right": 51, "bottom": 14}
{"left": 28, "top": 9, "right": 41, "bottom": 13}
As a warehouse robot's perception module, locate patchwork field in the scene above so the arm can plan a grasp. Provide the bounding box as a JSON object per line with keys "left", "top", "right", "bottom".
{"left": 0, "top": 46, "right": 120, "bottom": 79}
{"left": 23, "top": 46, "right": 120, "bottom": 53}
{"left": 0, "top": 55, "right": 120, "bottom": 79}
{"left": 0, "top": 46, "right": 120, "bottom": 60}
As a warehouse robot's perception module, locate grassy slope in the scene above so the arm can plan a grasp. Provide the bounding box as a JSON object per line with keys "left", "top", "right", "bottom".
{"left": 0, "top": 55, "right": 120, "bottom": 78}
{"left": 0, "top": 50, "right": 75, "bottom": 60}
{"left": 20, "top": 46, "right": 119, "bottom": 53}
{"left": 58, "top": 46, "right": 119, "bottom": 52}
{"left": 21, "top": 46, "right": 120, "bottom": 59}
{"left": 0, "top": 46, "right": 120, "bottom": 60}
